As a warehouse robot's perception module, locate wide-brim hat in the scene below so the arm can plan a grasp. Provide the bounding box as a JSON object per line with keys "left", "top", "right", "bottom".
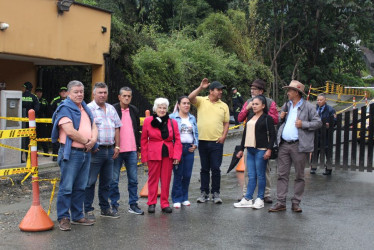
{"left": 283, "top": 80, "right": 306, "bottom": 95}
{"left": 250, "top": 79, "right": 266, "bottom": 92}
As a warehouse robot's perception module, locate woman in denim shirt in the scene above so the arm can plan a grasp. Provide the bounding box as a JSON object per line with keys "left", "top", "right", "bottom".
{"left": 170, "top": 96, "right": 199, "bottom": 208}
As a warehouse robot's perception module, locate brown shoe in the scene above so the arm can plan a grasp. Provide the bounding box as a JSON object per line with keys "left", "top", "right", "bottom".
{"left": 264, "top": 197, "right": 273, "bottom": 204}
{"left": 292, "top": 203, "right": 302, "bottom": 213}
{"left": 59, "top": 218, "right": 71, "bottom": 231}
{"left": 268, "top": 202, "right": 286, "bottom": 212}
{"left": 71, "top": 217, "right": 95, "bottom": 226}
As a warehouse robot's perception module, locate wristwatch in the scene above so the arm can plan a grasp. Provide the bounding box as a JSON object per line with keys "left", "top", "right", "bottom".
{"left": 115, "top": 146, "right": 120, "bottom": 150}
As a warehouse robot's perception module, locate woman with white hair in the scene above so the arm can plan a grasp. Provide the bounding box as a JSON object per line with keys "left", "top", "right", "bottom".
{"left": 141, "top": 98, "right": 182, "bottom": 213}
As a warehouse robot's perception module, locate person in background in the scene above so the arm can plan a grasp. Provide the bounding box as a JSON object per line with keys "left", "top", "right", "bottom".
{"left": 188, "top": 78, "right": 230, "bottom": 204}
{"left": 141, "top": 98, "right": 182, "bottom": 214}
{"left": 109, "top": 87, "right": 144, "bottom": 215}
{"left": 234, "top": 96, "right": 276, "bottom": 209}
{"left": 21, "top": 81, "right": 40, "bottom": 163}
{"left": 170, "top": 96, "right": 198, "bottom": 208}
{"left": 35, "top": 87, "right": 51, "bottom": 156}
{"left": 51, "top": 86, "right": 68, "bottom": 161}
{"left": 232, "top": 87, "right": 244, "bottom": 127}
{"left": 310, "top": 93, "right": 336, "bottom": 175}
{"left": 237, "top": 79, "right": 278, "bottom": 204}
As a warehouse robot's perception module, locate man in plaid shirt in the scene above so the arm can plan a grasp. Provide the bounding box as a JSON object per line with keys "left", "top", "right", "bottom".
{"left": 84, "top": 82, "right": 122, "bottom": 220}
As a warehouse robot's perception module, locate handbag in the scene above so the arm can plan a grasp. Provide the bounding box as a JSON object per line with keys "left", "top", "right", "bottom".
{"left": 265, "top": 117, "right": 278, "bottom": 159}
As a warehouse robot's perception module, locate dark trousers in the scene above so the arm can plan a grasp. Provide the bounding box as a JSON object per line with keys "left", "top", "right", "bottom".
{"left": 233, "top": 110, "right": 240, "bottom": 125}
{"left": 198, "top": 140, "right": 223, "bottom": 194}
{"left": 36, "top": 123, "right": 50, "bottom": 153}
{"left": 276, "top": 141, "right": 308, "bottom": 205}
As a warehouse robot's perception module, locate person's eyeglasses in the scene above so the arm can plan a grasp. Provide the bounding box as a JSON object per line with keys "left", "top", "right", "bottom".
{"left": 251, "top": 87, "right": 259, "bottom": 91}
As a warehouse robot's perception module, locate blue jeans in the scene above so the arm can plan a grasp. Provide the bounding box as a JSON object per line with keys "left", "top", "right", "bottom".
{"left": 84, "top": 147, "right": 114, "bottom": 212}
{"left": 245, "top": 147, "right": 267, "bottom": 200}
{"left": 109, "top": 151, "right": 138, "bottom": 207}
{"left": 172, "top": 143, "right": 195, "bottom": 203}
{"left": 57, "top": 147, "right": 91, "bottom": 221}
{"left": 198, "top": 140, "right": 223, "bottom": 194}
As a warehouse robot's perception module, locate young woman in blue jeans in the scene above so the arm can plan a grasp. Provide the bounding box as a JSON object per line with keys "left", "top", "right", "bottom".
{"left": 170, "top": 96, "right": 199, "bottom": 208}
{"left": 234, "top": 95, "right": 276, "bottom": 209}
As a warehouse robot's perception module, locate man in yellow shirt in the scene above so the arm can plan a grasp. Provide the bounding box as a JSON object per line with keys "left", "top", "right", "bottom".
{"left": 189, "top": 78, "right": 229, "bottom": 204}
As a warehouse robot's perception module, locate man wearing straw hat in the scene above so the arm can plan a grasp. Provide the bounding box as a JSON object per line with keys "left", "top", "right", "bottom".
{"left": 269, "top": 80, "right": 321, "bottom": 213}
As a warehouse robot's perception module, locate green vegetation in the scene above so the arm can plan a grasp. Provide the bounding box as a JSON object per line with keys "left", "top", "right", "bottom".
{"left": 76, "top": 0, "right": 374, "bottom": 104}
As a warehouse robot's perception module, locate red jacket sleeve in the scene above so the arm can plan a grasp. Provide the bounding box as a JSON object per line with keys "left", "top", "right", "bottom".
{"left": 238, "top": 101, "right": 249, "bottom": 122}
{"left": 140, "top": 117, "right": 150, "bottom": 163}
{"left": 268, "top": 101, "right": 279, "bottom": 125}
{"left": 172, "top": 119, "right": 182, "bottom": 161}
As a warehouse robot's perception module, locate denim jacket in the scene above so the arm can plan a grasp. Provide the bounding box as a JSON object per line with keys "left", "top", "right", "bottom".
{"left": 169, "top": 112, "right": 199, "bottom": 146}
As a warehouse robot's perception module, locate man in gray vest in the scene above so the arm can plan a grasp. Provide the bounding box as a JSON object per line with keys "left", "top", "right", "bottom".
{"left": 269, "top": 80, "right": 321, "bottom": 213}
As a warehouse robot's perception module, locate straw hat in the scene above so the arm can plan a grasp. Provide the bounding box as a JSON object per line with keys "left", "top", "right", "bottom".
{"left": 282, "top": 80, "right": 306, "bottom": 95}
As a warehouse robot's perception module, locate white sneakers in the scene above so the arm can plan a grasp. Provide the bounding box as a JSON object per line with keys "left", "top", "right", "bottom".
{"left": 233, "top": 197, "right": 264, "bottom": 209}
{"left": 252, "top": 198, "right": 264, "bottom": 209}
{"left": 182, "top": 201, "right": 191, "bottom": 206}
{"left": 173, "top": 202, "right": 181, "bottom": 208}
{"left": 234, "top": 198, "right": 253, "bottom": 208}
{"left": 173, "top": 201, "right": 191, "bottom": 208}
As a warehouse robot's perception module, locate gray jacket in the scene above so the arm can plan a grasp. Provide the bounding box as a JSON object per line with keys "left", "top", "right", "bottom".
{"left": 277, "top": 99, "right": 322, "bottom": 152}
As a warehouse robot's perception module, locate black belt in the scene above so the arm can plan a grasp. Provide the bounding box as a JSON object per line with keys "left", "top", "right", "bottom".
{"left": 282, "top": 139, "right": 299, "bottom": 144}
{"left": 60, "top": 144, "right": 85, "bottom": 151}
{"left": 99, "top": 144, "right": 114, "bottom": 149}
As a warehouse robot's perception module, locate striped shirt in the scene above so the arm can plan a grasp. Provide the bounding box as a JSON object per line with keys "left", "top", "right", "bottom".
{"left": 88, "top": 101, "right": 122, "bottom": 145}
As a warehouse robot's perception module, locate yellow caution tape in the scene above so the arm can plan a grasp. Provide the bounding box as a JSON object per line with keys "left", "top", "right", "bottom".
{"left": 35, "top": 118, "right": 52, "bottom": 123}
{"left": 0, "top": 128, "right": 36, "bottom": 139}
{"left": 36, "top": 138, "right": 52, "bottom": 142}
{"left": 0, "top": 166, "right": 37, "bottom": 177}
{"left": 0, "top": 142, "right": 29, "bottom": 152}
{"left": 0, "top": 117, "right": 52, "bottom": 123}
{"left": 309, "top": 93, "right": 366, "bottom": 104}
{"left": 32, "top": 178, "right": 60, "bottom": 216}
{"left": 37, "top": 152, "right": 58, "bottom": 157}
{"left": 0, "top": 117, "right": 29, "bottom": 122}
{"left": 0, "top": 176, "right": 15, "bottom": 185}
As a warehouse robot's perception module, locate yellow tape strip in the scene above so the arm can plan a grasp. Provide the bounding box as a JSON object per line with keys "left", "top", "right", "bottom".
{"left": 36, "top": 138, "right": 52, "bottom": 142}
{"left": 0, "top": 142, "right": 29, "bottom": 152}
{"left": 32, "top": 178, "right": 60, "bottom": 216}
{"left": 0, "top": 117, "right": 29, "bottom": 122}
{"left": 309, "top": 93, "right": 366, "bottom": 104}
{"left": 0, "top": 176, "right": 15, "bottom": 185}
{"left": 0, "top": 117, "right": 52, "bottom": 123}
{"left": 0, "top": 128, "right": 36, "bottom": 139}
{"left": 35, "top": 118, "right": 52, "bottom": 123}
{"left": 0, "top": 166, "right": 37, "bottom": 177}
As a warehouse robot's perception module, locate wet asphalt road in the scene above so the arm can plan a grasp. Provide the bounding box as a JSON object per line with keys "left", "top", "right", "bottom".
{"left": 1, "top": 132, "right": 374, "bottom": 250}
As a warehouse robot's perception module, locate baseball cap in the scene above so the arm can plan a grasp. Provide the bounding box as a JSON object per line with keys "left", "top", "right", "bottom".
{"left": 209, "top": 81, "right": 226, "bottom": 90}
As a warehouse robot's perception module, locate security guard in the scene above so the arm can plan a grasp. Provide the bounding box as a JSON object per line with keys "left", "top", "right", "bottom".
{"left": 50, "top": 86, "right": 68, "bottom": 161}
{"left": 35, "top": 87, "right": 51, "bottom": 156}
{"left": 50, "top": 86, "right": 68, "bottom": 112}
{"left": 232, "top": 87, "right": 244, "bottom": 126}
{"left": 22, "top": 82, "right": 40, "bottom": 162}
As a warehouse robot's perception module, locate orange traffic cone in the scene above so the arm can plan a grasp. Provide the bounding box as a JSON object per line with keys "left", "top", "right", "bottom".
{"left": 19, "top": 109, "right": 54, "bottom": 232}
{"left": 140, "top": 180, "right": 161, "bottom": 197}
{"left": 236, "top": 157, "right": 245, "bottom": 172}
{"left": 19, "top": 177, "right": 54, "bottom": 231}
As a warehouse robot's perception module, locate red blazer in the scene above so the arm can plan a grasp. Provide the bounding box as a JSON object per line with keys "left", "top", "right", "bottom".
{"left": 141, "top": 116, "right": 182, "bottom": 162}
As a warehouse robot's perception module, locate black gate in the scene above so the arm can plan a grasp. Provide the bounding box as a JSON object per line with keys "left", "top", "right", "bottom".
{"left": 311, "top": 103, "right": 374, "bottom": 172}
